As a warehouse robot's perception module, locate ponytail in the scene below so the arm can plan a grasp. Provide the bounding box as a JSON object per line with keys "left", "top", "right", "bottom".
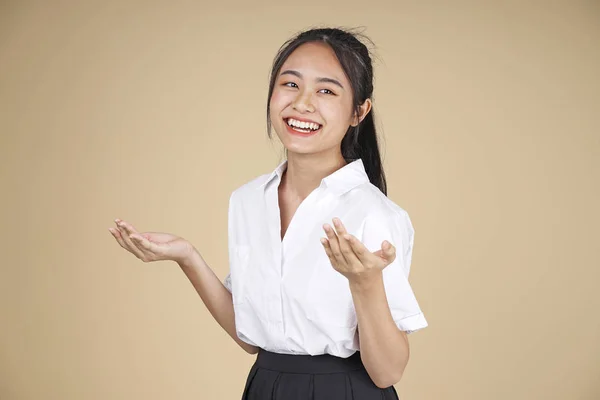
{"left": 341, "top": 109, "right": 387, "bottom": 196}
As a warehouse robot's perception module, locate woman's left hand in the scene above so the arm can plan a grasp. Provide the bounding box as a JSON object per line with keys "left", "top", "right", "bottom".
{"left": 320, "top": 217, "right": 396, "bottom": 285}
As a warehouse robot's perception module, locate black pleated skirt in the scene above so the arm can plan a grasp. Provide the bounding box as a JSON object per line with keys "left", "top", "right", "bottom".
{"left": 241, "top": 348, "right": 399, "bottom": 400}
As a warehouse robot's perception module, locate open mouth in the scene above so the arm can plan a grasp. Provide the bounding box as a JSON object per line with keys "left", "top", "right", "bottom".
{"left": 285, "top": 117, "right": 322, "bottom": 135}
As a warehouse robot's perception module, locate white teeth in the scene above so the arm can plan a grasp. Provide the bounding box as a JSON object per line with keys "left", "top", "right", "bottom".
{"left": 287, "top": 118, "right": 321, "bottom": 131}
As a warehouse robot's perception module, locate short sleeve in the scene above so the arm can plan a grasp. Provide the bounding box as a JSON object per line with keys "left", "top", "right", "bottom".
{"left": 224, "top": 190, "right": 236, "bottom": 294}
{"left": 361, "top": 210, "right": 428, "bottom": 334}
{"left": 223, "top": 273, "right": 232, "bottom": 293}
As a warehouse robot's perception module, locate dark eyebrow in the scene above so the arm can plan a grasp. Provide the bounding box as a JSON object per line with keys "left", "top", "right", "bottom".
{"left": 280, "top": 69, "right": 344, "bottom": 90}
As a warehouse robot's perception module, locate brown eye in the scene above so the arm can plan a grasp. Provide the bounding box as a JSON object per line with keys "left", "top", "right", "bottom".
{"left": 284, "top": 82, "right": 298, "bottom": 88}
{"left": 319, "top": 89, "right": 335, "bottom": 95}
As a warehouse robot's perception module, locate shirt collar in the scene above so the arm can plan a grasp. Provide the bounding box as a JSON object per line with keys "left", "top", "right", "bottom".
{"left": 260, "top": 158, "right": 369, "bottom": 196}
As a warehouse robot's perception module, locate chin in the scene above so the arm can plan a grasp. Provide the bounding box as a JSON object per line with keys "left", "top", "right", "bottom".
{"left": 282, "top": 143, "right": 320, "bottom": 155}
{"left": 274, "top": 126, "right": 331, "bottom": 156}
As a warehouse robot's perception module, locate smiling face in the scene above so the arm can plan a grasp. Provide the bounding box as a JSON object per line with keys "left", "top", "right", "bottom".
{"left": 269, "top": 42, "right": 364, "bottom": 158}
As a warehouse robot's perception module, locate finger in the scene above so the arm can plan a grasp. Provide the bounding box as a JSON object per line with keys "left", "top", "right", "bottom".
{"left": 380, "top": 241, "right": 397, "bottom": 264}
{"left": 111, "top": 222, "right": 155, "bottom": 261}
{"left": 319, "top": 237, "right": 337, "bottom": 267}
{"left": 139, "top": 232, "right": 172, "bottom": 243}
{"left": 323, "top": 223, "right": 344, "bottom": 264}
{"left": 130, "top": 233, "right": 165, "bottom": 258}
{"left": 119, "top": 222, "right": 160, "bottom": 260}
{"left": 115, "top": 220, "right": 147, "bottom": 260}
{"left": 332, "top": 218, "right": 356, "bottom": 263}
{"left": 343, "top": 233, "right": 369, "bottom": 264}
{"left": 109, "top": 227, "right": 129, "bottom": 250}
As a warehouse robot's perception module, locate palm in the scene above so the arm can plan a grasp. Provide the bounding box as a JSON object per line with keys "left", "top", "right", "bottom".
{"left": 140, "top": 232, "right": 181, "bottom": 245}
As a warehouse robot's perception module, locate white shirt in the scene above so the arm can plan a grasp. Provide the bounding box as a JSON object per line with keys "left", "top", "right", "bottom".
{"left": 223, "top": 159, "right": 427, "bottom": 358}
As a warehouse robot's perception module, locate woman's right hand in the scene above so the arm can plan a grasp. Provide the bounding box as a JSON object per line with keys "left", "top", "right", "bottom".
{"left": 108, "top": 219, "right": 196, "bottom": 265}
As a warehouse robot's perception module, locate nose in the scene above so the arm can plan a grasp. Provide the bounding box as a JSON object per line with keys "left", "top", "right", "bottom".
{"left": 292, "top": 90, "right": 315, "bottom": 113}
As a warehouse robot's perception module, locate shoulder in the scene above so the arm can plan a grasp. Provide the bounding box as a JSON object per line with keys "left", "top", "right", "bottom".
{"left": 354, "top": 182, "right": 413, "bottom": 233}
{"left": 353, "top": 183, "right": 416, "bottom": 274}
{"left": 229, "top": 171, "right": 272, "bottom": 205}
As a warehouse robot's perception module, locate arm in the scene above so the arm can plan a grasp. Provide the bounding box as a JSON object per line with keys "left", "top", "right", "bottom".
{"left": 178, "top": 249, "right": 259, "bottom": 355}
{"left": 350, "top": 272, "right": 409, "bottom": 388}
{"left": 109, "top": 217, "right": 258, "bottom": 354}
{"left": 321, "top": 215, "right": 426, "bottom": 388}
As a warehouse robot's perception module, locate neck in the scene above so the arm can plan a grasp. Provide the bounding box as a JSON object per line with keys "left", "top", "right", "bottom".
{"left": 281, "top": 150, "right": 347, "bottom": 200}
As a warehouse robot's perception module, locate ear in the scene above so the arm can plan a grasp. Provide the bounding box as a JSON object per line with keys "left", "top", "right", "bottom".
{"left": 350, "top": 99, "right": 372, "bottom": 127}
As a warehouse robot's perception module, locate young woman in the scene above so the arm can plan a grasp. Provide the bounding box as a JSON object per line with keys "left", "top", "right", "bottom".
{"left": 109, "top": 27, "right": 427, "bottom": 399}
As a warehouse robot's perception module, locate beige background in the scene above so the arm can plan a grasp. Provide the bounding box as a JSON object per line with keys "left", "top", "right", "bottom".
{"left": 1, "top": 1, "right": 599, "bottom": 399}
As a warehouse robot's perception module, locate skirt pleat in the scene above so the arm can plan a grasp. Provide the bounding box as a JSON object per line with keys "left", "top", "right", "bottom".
{"left": 241, "top": 349, "right": 399, "bottom": 400}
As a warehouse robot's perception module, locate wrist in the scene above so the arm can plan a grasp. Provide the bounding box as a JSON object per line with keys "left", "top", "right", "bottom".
{"left": 177, "top": 246, "right": 201, "bottom": 270}
{"left": 349, "top": 270, "right": 383, "bottom": 293}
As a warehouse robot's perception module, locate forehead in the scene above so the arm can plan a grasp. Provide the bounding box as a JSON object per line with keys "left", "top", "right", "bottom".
{"left": 280, "top": 42, "right": 346, "bottom": 81}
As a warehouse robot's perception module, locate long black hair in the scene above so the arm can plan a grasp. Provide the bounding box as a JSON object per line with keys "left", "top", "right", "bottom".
{"left": 266, "top": 27, "right": 387, "bottom": 196}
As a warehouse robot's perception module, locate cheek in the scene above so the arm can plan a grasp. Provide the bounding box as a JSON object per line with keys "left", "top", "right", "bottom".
{"left": 269, "top": 89, "right": 289, "bottom": 112}
{"left": 270, "top": 91, "right": 280, "bottom": 106}
{"left": 270, "top": 99, "right": 282, "bottom": 124}
{"left": 321, "top": 101, "right": 352, "bottom": 126}
{"left": 269, "top": 93, "right": 286, "bottom": 134}
{"left": 340, "top": 97, "right": 356, "bottom": 123}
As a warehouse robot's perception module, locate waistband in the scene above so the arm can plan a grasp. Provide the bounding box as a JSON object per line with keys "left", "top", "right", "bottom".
{"left": 255, "top": 348, "right": 365, "bottom": 374}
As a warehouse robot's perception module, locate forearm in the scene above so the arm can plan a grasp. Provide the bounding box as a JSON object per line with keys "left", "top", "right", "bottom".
{"left": 178, "top": 250, "right": 259, "bottom": 355}
{"left": 350, "top": 271, "right": 409, "bottom": 388}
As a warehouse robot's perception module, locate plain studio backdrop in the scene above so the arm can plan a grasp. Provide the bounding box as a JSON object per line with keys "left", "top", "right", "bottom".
{"left": 1, "top": 1, "right": 599, "bottom": 399}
